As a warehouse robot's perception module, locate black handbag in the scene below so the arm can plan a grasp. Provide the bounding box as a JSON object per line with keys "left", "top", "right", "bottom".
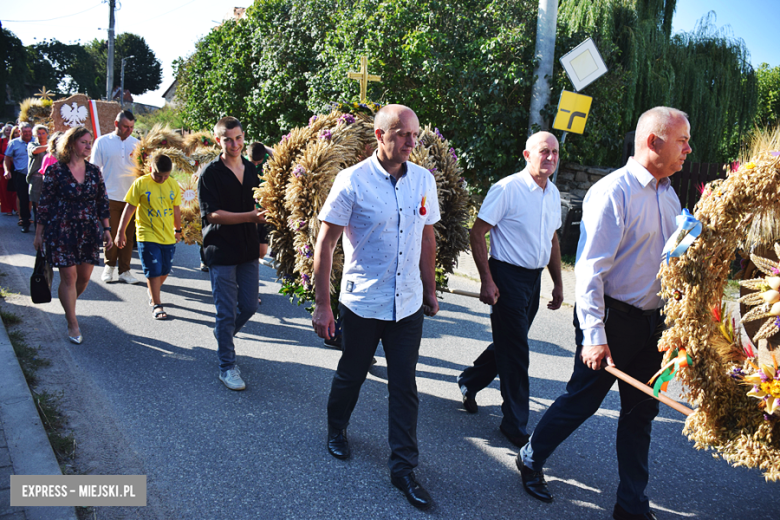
{"left": 30, "top": 248, "right": 53, "bottom": 304}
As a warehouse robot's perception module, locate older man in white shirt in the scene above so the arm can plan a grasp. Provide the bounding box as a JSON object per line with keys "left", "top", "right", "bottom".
{"left": 91, "top": 110, "right": 140, "bottom": 284}
{"left": 517, "top": 107, "right": 691, "bottom": 520}
{"left": 456, "top": 131, "right": 564, "bottom": 448}
{"left": 312, "top": 104, "right": 439, "bottom": 511}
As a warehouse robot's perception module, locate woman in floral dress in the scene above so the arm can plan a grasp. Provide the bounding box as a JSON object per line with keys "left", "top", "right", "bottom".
{"left": 33, "top": 126, "right": 113, "bottom": 344}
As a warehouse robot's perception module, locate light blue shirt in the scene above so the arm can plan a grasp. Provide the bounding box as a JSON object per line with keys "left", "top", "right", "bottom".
{"left": 574, "top": 157, "right": 681, "bottom": 346}
{"left": 5, "top": 137, "right": 31, "bottom": 172}
{"left": 318, "top": 152, "right": 441, "bottom": 321}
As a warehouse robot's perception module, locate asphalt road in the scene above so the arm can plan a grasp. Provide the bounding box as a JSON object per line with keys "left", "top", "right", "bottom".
{"left": 1, "top": 213, "right": 778, "bottom": 520}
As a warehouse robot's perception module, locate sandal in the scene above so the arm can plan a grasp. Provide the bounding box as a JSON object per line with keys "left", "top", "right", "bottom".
{"left": 153, "top": 304, "right": 168, "bottom": 320}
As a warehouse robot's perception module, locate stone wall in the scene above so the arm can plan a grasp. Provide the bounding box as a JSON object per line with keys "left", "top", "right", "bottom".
{"left": 555, "top": 162, "right": 616, "bottom": 198}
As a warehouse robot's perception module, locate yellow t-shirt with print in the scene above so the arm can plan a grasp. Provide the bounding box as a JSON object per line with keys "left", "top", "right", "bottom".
{"left": 124, "top": 175, "right": 181, "bottom": 245}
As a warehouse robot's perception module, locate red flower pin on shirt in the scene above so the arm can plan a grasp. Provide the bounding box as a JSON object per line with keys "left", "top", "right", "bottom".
{"left": 419, "top": 196, "right": 427, "bottom": 216}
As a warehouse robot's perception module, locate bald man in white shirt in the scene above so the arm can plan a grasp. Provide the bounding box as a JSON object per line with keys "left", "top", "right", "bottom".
{"left": 456, "top": 131, "right": 564, "bottom": 448}
{"left": 312, "top": 104, "right": 440, "bottom": 511}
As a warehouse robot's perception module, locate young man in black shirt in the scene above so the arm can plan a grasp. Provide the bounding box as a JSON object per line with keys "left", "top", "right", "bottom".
{"left": 198, "top": 117, "right": 266, "bottom": 390}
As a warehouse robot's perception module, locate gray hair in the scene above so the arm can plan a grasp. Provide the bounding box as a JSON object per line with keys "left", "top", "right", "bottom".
{"left": 32, "top": 124, "right": 49, "bottom": 135}
{"left": 634, "top": 107, "right": 689, "bottom": 151}
{"left": 18, "top": 122, "right": 33, "bottom": 130}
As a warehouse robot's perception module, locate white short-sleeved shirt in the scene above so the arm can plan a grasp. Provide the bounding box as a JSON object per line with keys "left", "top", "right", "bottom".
{"left": 90, "top": 132, "right": 139, "bottom": 201}
{"left": 318, "top": 152, "right": 441, "bottom": 321}
{"left": 478, "top": 167, "right": 562, "bottom": 269}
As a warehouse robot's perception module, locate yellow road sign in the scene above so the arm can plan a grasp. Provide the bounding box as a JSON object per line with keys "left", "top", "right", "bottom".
{"left": 552, "top": 90, "right": 592, "bottom": 134}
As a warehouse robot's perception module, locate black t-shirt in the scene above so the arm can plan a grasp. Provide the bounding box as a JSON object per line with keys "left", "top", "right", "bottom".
{"left": 198, "top": 156, "right": 260, "bottom": 266}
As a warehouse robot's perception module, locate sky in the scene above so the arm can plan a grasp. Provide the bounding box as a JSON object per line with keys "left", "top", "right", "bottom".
{"left": 2, "top": 0, "right": 779, "bottom": 109}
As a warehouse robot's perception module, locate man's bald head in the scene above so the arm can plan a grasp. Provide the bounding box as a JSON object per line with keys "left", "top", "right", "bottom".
{"left": 634, "top": 107, "right": 688, "bottom": 153}
{"left": 523, "top": 131, "right": 559, "bottom": 188}
{"left": 374, "top": 104, "right": 418, "bottom": 132}
{"left": 525, "top": 131, "right": 557, "bottom": 152}
{"left": 373, "top": 104, "right": 420, "bottom": 172}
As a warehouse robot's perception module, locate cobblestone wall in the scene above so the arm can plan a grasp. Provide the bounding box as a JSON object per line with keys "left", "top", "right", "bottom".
{"left": 555, "top": 163, "right": 616, "bottom": 198}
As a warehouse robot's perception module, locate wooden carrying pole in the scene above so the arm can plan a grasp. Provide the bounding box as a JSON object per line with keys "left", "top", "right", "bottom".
{"left": 605, "top": 366, "right": 693, "bottom": 416}
{"left": 439, "top": 285, "right": 695, "bottom": 417}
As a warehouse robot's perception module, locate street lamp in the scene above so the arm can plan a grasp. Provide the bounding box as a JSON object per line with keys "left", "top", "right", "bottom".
{"left": 120, "top": 55, "right": 135, "bottom": 108}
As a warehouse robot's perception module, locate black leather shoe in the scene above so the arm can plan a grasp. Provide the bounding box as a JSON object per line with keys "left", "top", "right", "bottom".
{"left": 462, "top": 392, "right": 478, "bottom": 413}
{"left": 516, "top": 456, "right": 553, "bottom": 503}
{"left": 327, "top": 426, "right": 350, "bottom": 460}
{"left": 613, "top": 503, "right": 657, "bottom": 520}
{"left": 391, "top": 472, "right": 433, "bottom": 511}
{"left": 500, "top": 424, "right": 529, "bottom": 448}
{"left": 323, "top": 334, "right": 342, "bottom": 350}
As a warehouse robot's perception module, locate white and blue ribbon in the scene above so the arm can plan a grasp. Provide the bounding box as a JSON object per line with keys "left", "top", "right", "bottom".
{"left": 662, "top": 209, "right": 701, "bottom": 264}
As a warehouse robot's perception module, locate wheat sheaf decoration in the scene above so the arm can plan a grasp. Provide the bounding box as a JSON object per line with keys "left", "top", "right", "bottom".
{"left": 129, "top": 124, "right": 219, "bottom": 245}
{"left": 658, "top": 126, "right": 780, "bottom": 481}
{"left": 254, "top": 106, "right": 471, "bottom": 313}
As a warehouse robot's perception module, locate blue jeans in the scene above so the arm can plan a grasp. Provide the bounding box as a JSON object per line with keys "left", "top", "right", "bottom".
{"left": 457, "top": 258, "right": 542, "bottom": 438}
{"left": 520, "top": 304, "right": 664, "bottom": 515}
{"left": 209, "top": 261, "right": 259, "bottom": 371}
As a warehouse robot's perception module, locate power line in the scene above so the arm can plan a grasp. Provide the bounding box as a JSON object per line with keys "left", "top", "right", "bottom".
{"left": 2, "top": 3, "right": 103, "bottom": 23}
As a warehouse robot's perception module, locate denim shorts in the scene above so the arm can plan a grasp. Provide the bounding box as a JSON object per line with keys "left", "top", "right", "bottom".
{"left": 137, "top": 242, "right": 175, "bottom": 278}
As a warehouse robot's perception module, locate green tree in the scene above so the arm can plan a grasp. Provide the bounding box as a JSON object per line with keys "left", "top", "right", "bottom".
{"left": 29, "top": 39, "right": 102, "bottom": 98}
{"left": 307, "top": 0, "right": 538, "bottom": 190}
{"left": 556, "top": 2, "right": 756, "bottom": 164}
{"left": 1, "top": 27, "right": 29, "bottom": 116}
{"left": 87, "top": 33, "right": 163, "bottom": 96}
{"left": 174, "top": 0, "right": 333, "bottom": 142}
{"left": 755, "top": 63, "right": 780, "bottom": 128}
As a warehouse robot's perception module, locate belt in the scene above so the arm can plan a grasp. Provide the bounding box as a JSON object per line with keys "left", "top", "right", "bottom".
{"left": 604, "top": 295, "right": 660, "bottom": 318}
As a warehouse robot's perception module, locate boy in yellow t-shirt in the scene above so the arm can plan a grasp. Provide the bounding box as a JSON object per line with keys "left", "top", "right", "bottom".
{"left": 115, "top": 154, "right": 182, "bottom": 319}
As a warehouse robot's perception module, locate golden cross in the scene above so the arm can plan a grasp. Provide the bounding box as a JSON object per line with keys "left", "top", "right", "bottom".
{"left": 347, "top": 56, "right": 381, "bottom": 103}
{"left": 34, "top": 87, "right": 55, "bottom": 101}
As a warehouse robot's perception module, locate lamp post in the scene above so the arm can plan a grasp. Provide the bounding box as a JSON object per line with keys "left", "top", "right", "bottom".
{"left": 120, "top": 55, "right": 135, "bottom": 108}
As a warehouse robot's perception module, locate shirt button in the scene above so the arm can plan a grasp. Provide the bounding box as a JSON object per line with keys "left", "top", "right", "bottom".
{"left": 397, "top": 273, "right": 400, "bottom": 276}
{"left": 396, "top": 294, "right": 399, "bottom": 297}
{"left": 399, "top": 252, "right": 403, "bottom": 255}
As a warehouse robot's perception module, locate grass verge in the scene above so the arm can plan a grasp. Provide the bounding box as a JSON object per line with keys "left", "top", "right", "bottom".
{"left": 3, "top": 310, "right": 76, "bottom": 470}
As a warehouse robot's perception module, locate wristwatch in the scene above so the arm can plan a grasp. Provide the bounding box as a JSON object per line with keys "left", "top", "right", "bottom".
{"left": 175, "top": 228, "right": 182, "bottom": 233}
{"left": 104, "top": 226, "right": 112, "bottom": 232}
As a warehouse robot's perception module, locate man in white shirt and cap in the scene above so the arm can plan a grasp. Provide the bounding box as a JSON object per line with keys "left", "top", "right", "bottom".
{"left": 91, "top": 110, "right": 141, "bottom": 284}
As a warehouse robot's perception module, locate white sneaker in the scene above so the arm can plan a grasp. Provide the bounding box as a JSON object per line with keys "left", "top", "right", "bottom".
{"left": 117, "top": 271, "right": 140, "bottom": 284}
{"left": 101, "top": 265, "right": 116, "bottom": 282}
{"left": 219, "top": 366, "right": 246, "bottom": 391}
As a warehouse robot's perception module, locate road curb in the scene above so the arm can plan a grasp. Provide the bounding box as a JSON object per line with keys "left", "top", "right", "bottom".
{"left": 0, "top": 319, "right": 77, "bottom": 520}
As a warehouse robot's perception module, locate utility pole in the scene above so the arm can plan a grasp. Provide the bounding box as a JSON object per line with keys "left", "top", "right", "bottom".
{"left": 105, "top": 0, "right": 116, "bottom": 100}
{"left": 120, "top": 56, "right": 134, "bottom": 108}
{"left": 528, "top": 0, "right": 558, "bottom": 134}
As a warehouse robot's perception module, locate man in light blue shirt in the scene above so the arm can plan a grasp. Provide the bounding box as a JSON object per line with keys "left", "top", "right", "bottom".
{"left": 3, "top": 122, "right": 33, "bottom": 232}
{"left": 517, "top": 107, "right": 691, "bottom": 520}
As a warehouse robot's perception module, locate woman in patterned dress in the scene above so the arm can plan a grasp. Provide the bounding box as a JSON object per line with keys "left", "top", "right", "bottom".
{"left": 33, "top": 126, "right": 113, "bottom": 344}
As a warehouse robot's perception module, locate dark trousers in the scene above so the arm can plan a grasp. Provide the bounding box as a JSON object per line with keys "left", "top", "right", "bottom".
{"left": 12, "top": 171, "right": 30, "bottom": 228}
{"left": 327, "top": 304, "right": 424, "bottom": 477}
{"left": 457, "top": 258, "right": 542, "bottom": 437}
{"left": 522, "top": 302, "right": 664, "bottom": 515}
